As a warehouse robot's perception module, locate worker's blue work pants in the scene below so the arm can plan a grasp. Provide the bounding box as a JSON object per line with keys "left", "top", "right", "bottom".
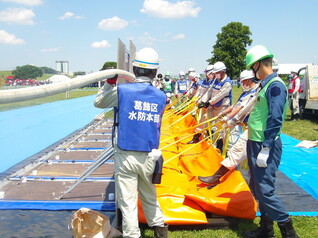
{"left": 247, "top": 137, "right": 289, "bottom": 222}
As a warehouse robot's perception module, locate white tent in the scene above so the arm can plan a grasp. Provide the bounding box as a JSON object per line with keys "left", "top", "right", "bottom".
{"left": 47, "top": 75, "right": 70, "bottom": 83}
{"left": 277, "top": 64, "right": 311, "bottom": 75}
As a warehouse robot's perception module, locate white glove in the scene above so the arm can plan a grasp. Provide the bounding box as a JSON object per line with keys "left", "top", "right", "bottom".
{"left": 226, "top": 119, "right": 236, "bottom": 128}
{"left": 256, "top": 147, "right": 270, "bottom": 167}
{"left": 148, "top": 149, "right": 162, "bottom": 161}
{"left": 221, "top": 116, "right": 228, "bottom": 122}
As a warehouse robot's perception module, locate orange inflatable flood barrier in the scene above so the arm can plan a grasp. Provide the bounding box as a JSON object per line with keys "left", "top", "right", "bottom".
{"left": 138, "top": 107, "right": 257, "bottom": 225}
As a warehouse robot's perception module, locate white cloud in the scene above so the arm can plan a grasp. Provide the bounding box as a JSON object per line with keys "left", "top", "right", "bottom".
{"left": 91, "top": 40, "right": 111, "bottom": 48}
{"left": 0, "top": 8, "right": 35, "bottom": 25}
{"left": 98, "top": 16, "right": 128, "bottom": 31}
{"left": 138, "top": 32, "right": 157, "bottom": 46}
{"left": 0, "top": 30, "right": 25, "bottom": 45}
{"left": 59, "top": 11, "right": 83, "bottom": 20}
{"left": 0, "top": 0, "right": 43, "bottom": 6}
{"left": 140, "top": 0, "right": 201, "bottom": 18}
{"left": 137, "top": 32, "right": 185, "bottom": 45}
{"left": 40, "top": 47, "right": 61, "bottom": 52}
{"left": 173, "top": 33, "right": 186, "bottom": 40}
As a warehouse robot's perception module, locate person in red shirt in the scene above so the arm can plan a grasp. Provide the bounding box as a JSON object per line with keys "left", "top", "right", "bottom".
{"left": 288, "top": 69, "right": 301, "bottom": 120}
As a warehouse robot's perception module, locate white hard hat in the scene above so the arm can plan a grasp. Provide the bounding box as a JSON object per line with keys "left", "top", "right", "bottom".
{"left": 179, "top": 71, "right": 185, "bottom": 76}
{"left": 195, "top": 73, "right": 200, "bottom": 78}
{"left": 240, "top": 70, "right": 254, "bottom": 82}
{"left": 212, "top": 62, "right": 226, "bottom": 73}
{"left": 272, "top": 58, "right": 279, "bottom": 72}
{"left": 188, "top": 72, "right": 196, "bottom": 80}
{"left": 204, "top": 64, "right": 214, "bottom": 74}
{"left": 188, "top": 67, "right": 195, "bottom": 73}
{"left": 133, "top": 47, "right": 159, "bottom": 69}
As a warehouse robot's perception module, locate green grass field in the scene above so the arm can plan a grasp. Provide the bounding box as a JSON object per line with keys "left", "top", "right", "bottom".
{"left": 0, "top": 90, "right": 97, "bottom": 112}
{"left": 0, "top": 83, "right": 317, "bottom": 237}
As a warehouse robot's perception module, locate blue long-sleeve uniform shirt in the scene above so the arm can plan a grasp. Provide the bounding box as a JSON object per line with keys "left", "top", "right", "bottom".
{"left": 260, "top": 73, "right": 287, "bottom": 148}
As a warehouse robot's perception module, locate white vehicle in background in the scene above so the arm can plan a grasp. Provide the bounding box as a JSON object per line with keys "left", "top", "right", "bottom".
{"left": 298, "top": 65, "right": 318, "bottom": 117}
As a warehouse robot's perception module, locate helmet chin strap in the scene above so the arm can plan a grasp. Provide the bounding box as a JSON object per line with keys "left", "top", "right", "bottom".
{"left": 252, "top": 62, "right": 261, "bottom": 81}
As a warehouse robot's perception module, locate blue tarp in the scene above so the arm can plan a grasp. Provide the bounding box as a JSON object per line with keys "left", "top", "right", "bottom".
{"left": 280, "top": 134, "right": 318, "bottom": 200}
{"left": 1, "top": 98, "right": 317, "bottom": 213}
{"left": 0, "top": 95, "right": 103, "bottom": 173}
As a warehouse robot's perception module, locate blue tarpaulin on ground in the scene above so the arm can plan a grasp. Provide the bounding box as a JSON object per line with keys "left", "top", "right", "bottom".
{"left": 0, "top": 95, "right": 103, "bottom": 173}
{"left": 280, "top": 134, "right": 318, "bottom": 200}
{"left": 0, "top": 98, "right": 317, "bottom": 214}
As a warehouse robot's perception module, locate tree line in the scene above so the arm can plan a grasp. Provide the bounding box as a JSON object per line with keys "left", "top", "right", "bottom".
{"left": 11, "top": 22, "right": 252, "bottom": 81}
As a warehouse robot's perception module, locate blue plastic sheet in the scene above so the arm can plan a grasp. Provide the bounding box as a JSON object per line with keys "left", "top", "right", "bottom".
{"left": 280, "top": 134, "right": 318, "bottom": 200}
{"left": 0, "top": 200, "right": 115, "bottom": 211}
{"left": 0, "top": 95, "right": 103, "bottom": 173}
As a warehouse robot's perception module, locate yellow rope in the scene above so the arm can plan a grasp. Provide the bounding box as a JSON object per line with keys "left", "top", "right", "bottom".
{"left": 162, "top": 125, "right": 225, "bottom": 165}
{"left": 162, "top": 135, "right": 210, "bottom": 165}
{"left": 221, "top": 128, "right": 230, "bottom": 158}
{"left": 162, "top": 106, "right": 197, "bottom": 129}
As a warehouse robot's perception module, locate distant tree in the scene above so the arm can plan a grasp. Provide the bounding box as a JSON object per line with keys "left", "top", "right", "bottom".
{"left": 13, "top": 65, "right": 43, "bottom": 79}
{"left": 100, "top": 62, "right": 117, "bottom": 70}
{"left": 40, "top": 66, "right": 57, "bottom": 74}
{"left": 207, "top": 22, "right": 253, "bottom": 79}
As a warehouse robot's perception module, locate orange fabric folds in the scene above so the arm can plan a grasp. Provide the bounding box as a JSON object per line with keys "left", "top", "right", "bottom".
{"left": 138, "top": 107, "right": 257, "bottom": 225}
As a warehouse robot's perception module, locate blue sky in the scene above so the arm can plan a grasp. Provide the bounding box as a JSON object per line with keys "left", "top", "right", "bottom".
{"left": 0, "top": 0, "right": 317, "bottom": 75}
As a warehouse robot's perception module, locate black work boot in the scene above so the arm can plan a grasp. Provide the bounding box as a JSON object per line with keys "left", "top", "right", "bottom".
{"left": 216, "top": 138, "right": 224, "bottom": 152}
{"left": 187, "top": 133, "right": 201, "bottom": 144}
{"left": 294, "top": 113, "right": 300, "bottom": 121}
{"left": 243, "top": 215, "right": 275, "bottom": 238}
{"left": 278, "top": 218, "right": 299, "bottom": 238}
{"left": 198, "top": 165, "right": 229, "bottom": 186}
{"left": 291, "top": 113, "right": 295, "bottom": 121}
{"left": 154, "top": 224, "right": 168, "bottom": 238}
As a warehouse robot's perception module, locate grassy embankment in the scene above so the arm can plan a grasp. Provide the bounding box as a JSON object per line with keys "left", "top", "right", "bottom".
{"left": 0, "top": 78, "right": 317, "bottom": 237}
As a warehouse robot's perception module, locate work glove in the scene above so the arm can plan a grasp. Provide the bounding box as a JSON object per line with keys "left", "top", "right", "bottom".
{"left": 198, "top": 102, "right": 209, "bottom": 109}
{"left": 225, "top": 119, "right": 236, "bottom": 128}
{"left": 220, "top": 116, "right": 228, "bottom": 122}
{"left": 106, "top": 74, "right": 118, "bottom": 85}
{"left": 256, "top": 146, "right": 270, "bottom": 167}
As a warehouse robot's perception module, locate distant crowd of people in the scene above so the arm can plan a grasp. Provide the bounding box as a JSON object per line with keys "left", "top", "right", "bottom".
{"left": 5, "top": 79, "right": 48, "bottom": 86}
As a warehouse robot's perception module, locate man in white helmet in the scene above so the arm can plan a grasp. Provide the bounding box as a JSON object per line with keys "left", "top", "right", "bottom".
{"left": 288, "top": 69, "right": 301, "bottom": 120}
{"left": 218, "top": 70, "right": 259, "bottom": 126}
{"left": 197, "top": 62, "right": 232, "bottom": 149}
{"left": 186, "top": 72, "right": 201, "bottom": 98}
{"left": 188, "top": 67, "right": 195, "bottom": 74}
{"left": 187, "top": 65, "right": 215, "bottom": 144}
{"left": 174, "top": 71, "right": 189, "bottom": 105}
{"left": 206, "top": 62, "right": 232, "bottom": 117}
{"left": 198, "top": 70, "right": 259, "bottom": 187}
{"left": 94, "top": 47, "right": 167, "bottom": 238}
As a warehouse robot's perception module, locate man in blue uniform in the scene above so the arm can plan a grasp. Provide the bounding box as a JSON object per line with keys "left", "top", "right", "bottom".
{"left": 244, "top": 45, "right": 299, "bottom": 238}
{"left": 174, "top": 71, "right": 189, "bottom": 105}
{"left": 187, "top": 65, "right": 215, "bottom": 144}
{"left": 198, "top": 70, "right": 259, "bottom": 186}
{"left": 94, "top": 47, "right": 167, "bottom": 238}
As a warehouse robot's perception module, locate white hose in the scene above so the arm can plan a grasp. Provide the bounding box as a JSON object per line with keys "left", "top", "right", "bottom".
{"left": 0, "top": 69, "right": 135, "bottom": 104}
